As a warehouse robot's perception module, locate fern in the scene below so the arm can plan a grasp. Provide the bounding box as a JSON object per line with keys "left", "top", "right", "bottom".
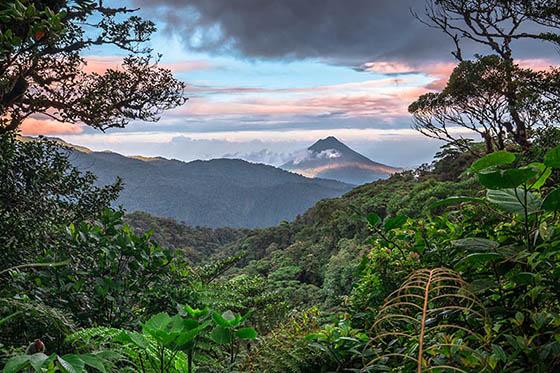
{"left": 365, "top": 268, "right": 488, "bottom": 372}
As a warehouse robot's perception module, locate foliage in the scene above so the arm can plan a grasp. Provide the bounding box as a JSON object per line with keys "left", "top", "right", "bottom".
{"left": 0, "top": 0, "right": 186, "bottom": 133}
{"left": 64, "top": 306, "right": 257, "bottom": 373}
{"left": 0, "top": 134, "right": 120, "bottom": 268}
{"left": 241, "top": 308, "right": 326, "bottom": 373}
{"left": 409, "top": 55, "right": 560, "bottom": 152}
{"left": 3, "top": 350, "right": 121, "bottom": 373}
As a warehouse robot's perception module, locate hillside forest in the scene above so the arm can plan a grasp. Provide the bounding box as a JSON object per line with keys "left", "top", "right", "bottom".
{"left": 2, "top": 1, "right": 560, "bottom": 372}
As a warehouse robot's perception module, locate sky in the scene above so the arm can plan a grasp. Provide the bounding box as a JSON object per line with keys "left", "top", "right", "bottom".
{"left": 22, "top": 0, "right": 560, "bottom": 168}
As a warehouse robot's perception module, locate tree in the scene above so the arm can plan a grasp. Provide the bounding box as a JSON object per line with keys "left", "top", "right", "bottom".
{"left": 0, "top": 134, "right": 121, "bottom": 268}
{"left": 409, "top": 55, "right": 560, "bottom": 152}
{"left": 0, "top": 1, "right": 186, "bottom": 133}
{"left": 412, "top": 0, "right": 560, "bottom": 151}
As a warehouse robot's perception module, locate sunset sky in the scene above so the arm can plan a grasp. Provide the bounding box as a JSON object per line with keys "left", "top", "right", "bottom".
{"left": 22, "top": 0, "right": 560, "bottom": 167}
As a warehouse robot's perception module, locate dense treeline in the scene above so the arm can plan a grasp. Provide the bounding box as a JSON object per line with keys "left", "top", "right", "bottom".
{"left": 125, "top": 212, "right": 249, "bottom": 263}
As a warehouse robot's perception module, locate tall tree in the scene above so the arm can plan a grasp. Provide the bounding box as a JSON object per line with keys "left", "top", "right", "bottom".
{"left": 0, "top": 0, "right": 186, "bottom": 133}
{"left": 411, "top": 0, "right": 560, "bottom": 151}
{"left": 409, "top": 55, "right": 560, "bottom": 152}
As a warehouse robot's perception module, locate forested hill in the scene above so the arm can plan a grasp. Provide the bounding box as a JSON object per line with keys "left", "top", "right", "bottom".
{"left": 125, "top": 211, "right": 249, "bottom": 262}
{"left": 64, "top": 144, "right": 352, "bottom": 228}
{"left": 126, "top": 147, "right": 482, "bottom": 306}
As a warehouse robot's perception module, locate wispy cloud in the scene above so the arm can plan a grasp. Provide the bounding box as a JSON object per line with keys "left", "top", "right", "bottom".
{"left": 20, "top": 118, "right": 83, "bottom": 135}
{"left": 83, "top": 55, "right": 215, "bottom": 74}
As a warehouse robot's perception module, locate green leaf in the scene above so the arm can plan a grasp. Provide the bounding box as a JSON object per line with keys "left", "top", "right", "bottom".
{"left": 451, "top": 238, "right": 499, "bottom": 251}
{"left": 544, "top": 144, "right": 560, "bottom": 168}
{"left": 512, "top": 272, "right": 535, "bottom": 285}
{"left": 383, "top": 215, "right": 407, "bottom": 230}
{"left": 128, "top": 332, "right": 149, "bottom": 349}
{"left": 178, "top": 304, "right": 208, "bottom": 319}
{"left": 28, "top": 353, "right": 50, "bottom": 371}
{"left": 209, "top": 326, "right": 232, "bottom": 345}
{"left": 57, "top": 355, "right": 85, "bottom": 373}
{"left": 470, "top": 151, "right": 515, "bottom": 172}
{"left": 542, "top": 189, "right": 560, "bottom": 212}
{"left": 456, "top": 252, "right": 503, "bottom": 269}
{"left": 478, "top": 168, "right": 537, "bottom": 189}
{"left": 430, "top": 196, "right": 484, "bottom": 209}
{"left": 3, "top": 355, "right": 31, "bottom": 373}
{"left": 212, "top": 312, "right": 230, "bottom": 327}
{"left": 79, "top": 354, "right": 108, "bottom": 373}
{"left": 526, "top": 162, "right": 551, "bottom": 190}
{"left": 367, "top": 213, "right": 381, "bottom": 227}
{"left": 486, "top": 188, "right": 541, "bottom": 215}
{"left": 143, "top": 312, "right": 171, "bottom": 332}
{"left": 235, "top": 327, "right": 257, "bottom": 340}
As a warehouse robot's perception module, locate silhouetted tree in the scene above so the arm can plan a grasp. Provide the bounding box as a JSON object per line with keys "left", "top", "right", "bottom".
{"left": 411, "top": 0, "right": 560, "bottom": 151}
{"left": 409, "top": 55, "right": 560, "bottom": 152}
{"left": 0, "top": 1, "right": 186, "bottom": 133}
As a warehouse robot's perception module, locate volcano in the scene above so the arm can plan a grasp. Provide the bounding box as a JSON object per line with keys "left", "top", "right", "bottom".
{"left": 281, "top": 136, "right": 400, "bottom": 185}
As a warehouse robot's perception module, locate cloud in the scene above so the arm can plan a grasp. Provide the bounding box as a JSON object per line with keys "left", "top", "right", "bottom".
{"left": 222, "top": 149, "right": 295, "bottom": 166}
{"left": 83, "top": 56, "right": 214, "bottom": 74}
{"left": 134, "top": 0, "right": 450, "bottom": 65}
{"left": 134, "top": 0, "right": 560, "bottom": 67}
{"left": 20, "top": 118, "right": 83, "bottom": 135}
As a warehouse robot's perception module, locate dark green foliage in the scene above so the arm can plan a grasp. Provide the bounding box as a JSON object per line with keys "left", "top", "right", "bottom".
{"left": 0, "top": 134, "right": 121, "bottom": 268}
{"left": 125, "top": 211, "right": 248, "bottom": 263}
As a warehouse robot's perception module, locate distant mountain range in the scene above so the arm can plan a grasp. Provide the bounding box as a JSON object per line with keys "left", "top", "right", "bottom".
{"left": 281, "top": 136, "right": 400, "bottom": 185}
{"left": 62, "top": 141, "right": 352, "bottom": 228}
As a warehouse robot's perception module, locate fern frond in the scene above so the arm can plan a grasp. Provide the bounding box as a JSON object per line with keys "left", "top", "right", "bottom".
{"left": 365, "top": 268, "right": 488, "bottom": 372}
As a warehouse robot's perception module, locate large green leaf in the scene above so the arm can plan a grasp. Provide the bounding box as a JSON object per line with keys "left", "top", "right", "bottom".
{"left": 544, "top": 144, "right": 560, "bottom": 168}
{"left": 235, "top": 327, "right": 257, "bottom": 340}
{"left": 367, "top": 213, "right": 381, "bottom": 227}
{"left": 542, "top": 189, "right": 560, "bottom": 212}
{"left": 478, "top": 168, "right": 538, "bottom": 189}
{"left": 57, "top": 355, "right": 85, "bottom": 373}
{"left": 79, "top": 354, "right": 109, "bottom": 373}
{"left": 525, "top": 162, "right": 551, "bottom": 190}
{"left": 456, "top": 252, "right": 503, "bottom": 269}
{"left": 209, "top": 326, "right": 232, "bottom": 345}
{"left": 383, "top": 215, "right": 407, "bottom": 231}
{"left": 3, "top": 355, "right": 32, "bottom": 373}
{"left": 212, "top": 312, "right": 228, "bottom": 327}
{"left": 451, "top": 238, "right": 499, "bottom": 252}
{"left": 28, "top": 353, "right": 51, "bottom": 371}
{"left": 486, "top": 188, "right": 541, "bottom": 215}
{"left": 470, "top": 151, "right": 515, "bottom": 172}
{"left": 143, "top": 312, "right": 171, "bottom": 332}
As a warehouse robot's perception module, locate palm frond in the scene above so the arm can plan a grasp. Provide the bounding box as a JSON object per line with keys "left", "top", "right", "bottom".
{"left": 365, "top": 268, "right": 488, "bottom": 372}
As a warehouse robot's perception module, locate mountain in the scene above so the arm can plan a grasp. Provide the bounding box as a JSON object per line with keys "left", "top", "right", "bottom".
{"left": 65, "top": 144, "right": 352, "bottom": 228}
{"left": 281, "top": 136, "right": 400, "bottom": 185}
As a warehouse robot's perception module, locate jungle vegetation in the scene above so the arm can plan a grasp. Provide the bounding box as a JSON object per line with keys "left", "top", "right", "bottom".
{"left": 1, "top": 0, "right": 560, "bottom": 372}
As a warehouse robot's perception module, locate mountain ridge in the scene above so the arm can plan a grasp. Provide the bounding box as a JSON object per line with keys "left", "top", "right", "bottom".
{"left": 60, "top": 141, "right": 352, "bottom": 228}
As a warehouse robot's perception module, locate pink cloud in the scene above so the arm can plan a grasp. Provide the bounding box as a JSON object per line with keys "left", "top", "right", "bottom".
{"left": 20, "top": 118, "right": 83, "bottom": 135}
{"left": 83, "top": 56, "right": 213, "bottom": 74}
{"left": 362, "top": 58, "right": 558, "bottom": 91}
